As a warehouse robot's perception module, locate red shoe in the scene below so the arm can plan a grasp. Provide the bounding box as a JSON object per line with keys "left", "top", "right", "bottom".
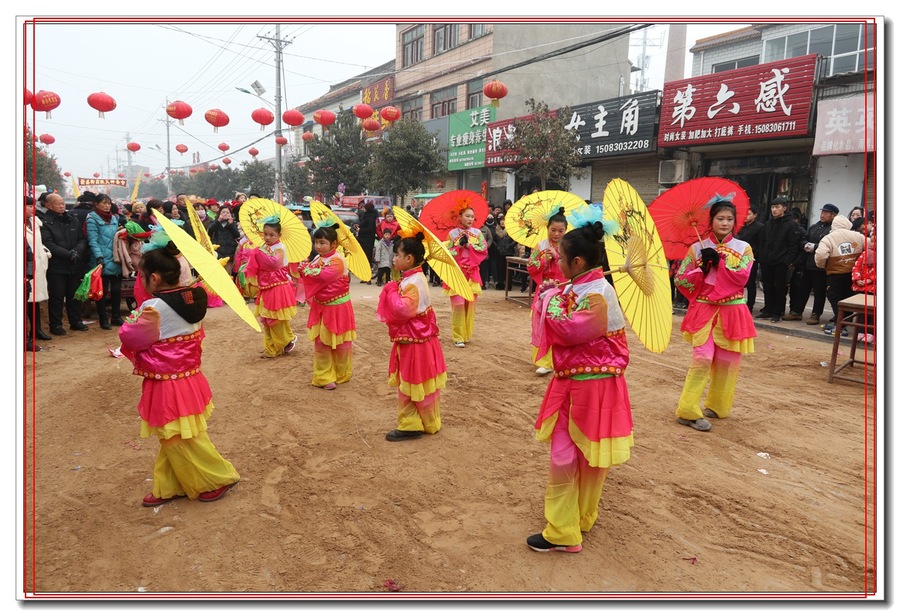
{"left": 142, "top": 493, "right": 184, "bottom": 507}
{"left": 198, "top": 481, "right": 238, "bottom": 503}
{"left": 323, "top": 382, "right": 337, "bottom": 390}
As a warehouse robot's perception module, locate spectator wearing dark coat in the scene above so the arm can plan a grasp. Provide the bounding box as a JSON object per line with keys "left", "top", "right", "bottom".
{"left": 735, "top": 206, "right": 764, "bottom": 312}
{"left": 40, "top": 193, "right": 89, "bottom": 334}
{"left": 208, "top": 207, "right": 241, "bottom": 274}
{"left": 756, "top": 197, "right": 802, "bottom": 323}
{"left": 356, "top": 202, "right": 378, "bottom": 283}
{"left": 789, "top": 203, "right": 837, "bottom": 325}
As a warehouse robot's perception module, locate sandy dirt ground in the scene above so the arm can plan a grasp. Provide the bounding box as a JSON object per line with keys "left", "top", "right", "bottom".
{"left": 22, "top": 283, "right": 876, "bottom": 597}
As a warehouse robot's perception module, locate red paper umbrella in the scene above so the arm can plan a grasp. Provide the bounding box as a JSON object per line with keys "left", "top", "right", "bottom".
{"left": 205, "top": 109, "right": 229, "bottom": 133}
{"left": 362, "top": 118, "right": 380, "bottom": 134}
{"left": 218, "top": 142, "right": 229, "bottom": 153}
{"left": 282, "top": 109, "right": 304, "bottom": 127}
{"left": 352, "top": 103, "right": 373, "bottom": 120}
{"left": 126, "top": 142, "right": 141, "bottom": 153}
{"left": 175, "top": 143, "right": 188, "bottom": 155}
{"left": 251, "top": 108, "right": 274, "bottom": 130}
{"left": 24, "top": 88, "right": 33, "bottom": 106}
{"left": 649, "top": 177, "right": 750, "bottom": 261}
{"left": 31, "top": 90, "right": 61, "bottom": 118}
{"left": 87, "top": 92, "right": 116, "bottom": 118}
{"left": 222, "top": 157, "right": 232, "bottom": 166}
{"left": 248, "top": 147, "right": 259, "bottom": 158}
{"left": 38, "top": 133, "right": 55, "bottom": 145}
{"left": 380, "top": 105, "right": 400, "bottom": 124}
{"left": 166, "top": 100, "right": 192, "bottom": 125}
{"left": 483, "top": 80, "right": 508, "bottom": 108}
{"left": 313, "top": 109, "right": 335, "bottom": 130}
{"left": 275, "top": 135, "right": 288, "bottom": 146}
{"left": 64, "top": 171, "right": 71, "bottom": 177}
{"left": 93, "top": 172, "right": 100, "bottom": 178}
{"left": 418, "top": 190, "right": 489, "bottom": 240}
{"left": 301, "top": 132, "right": 314, "bottom": 142}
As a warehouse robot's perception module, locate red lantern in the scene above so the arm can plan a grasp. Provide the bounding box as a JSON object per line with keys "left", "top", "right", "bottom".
{"left": 248, "top": 147, "right": 259, "bottom": 159}
{"left": 222, "top": 157, "right": 232, "bottom": 166}
{"left": 31, "top": 90, "right": 61, "bottom": 118}
{"left": 380, "top": 105, "right": 401, "bottom": 125}
{"left": 87, "top": 92, "right": 116, "bottom": 118}
{"left": 362, "top": 118, "right": 380, "bottom": 134}
{"left": 204, "top": 109, "right": 229, "bottom": 133}
{"left": 483, "top": 80, "right": 508, "bottom": 108}
{"left": 190, "top": 168, "right": 198, "bottom": 174}
{"left": 175, "top": 143, "right": 188, "bottom": 155}
{"left": 313, "top": 109, "right": 336, "bottom": 130}
{"left": 209, "top": 164, "right": 219, "bottom": 171}
{"left": 275, "top": 135, "right": 288, "bottom": 147}
{"left": 24, "top": 88, "right": 33, "bottom": 106}
{"left": 118, "top": 173, "right": 125, "bottom": 178}
{"left": 251, "top": 108, "right": 274, "bottom": 131}
{"left": 93, "top": 172, "right": 100, "bottom": 178}
{"left": 218, "top": 142, "right": 229, "bottom": 153}
{"left": 126, "top": 142, "right": 141, "bottom": 153}
{"left": 352, "top": 104, "right": 373, "bottom": 120}
{"left": 144, "top": 172, "right": 151, "bottom": 177}
{"left": 38, "top": 133, "right": 55, "bottom": 145}
{"left": 63, "top": 171, "right": 71, "bottom": 177}
{"left": 301, "top": 132, "right": 314, "bottom": 142}
{"left": 282, "top": 109, "right": 304, "bottom": 127}
{"left": 166, "top": 100, "right": 192, "bottom": 125}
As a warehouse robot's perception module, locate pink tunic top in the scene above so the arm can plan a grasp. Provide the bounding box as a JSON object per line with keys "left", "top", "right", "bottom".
{"left": 245, "top": 241, "right": 296, "bottom": 317}
{"left": 444, "top": 226, "right": 488, "bottom": 290}
{"left": 299, "top": 249, "right": 356, "bottom": 343}
{"left": 526, "top": 238, "right": 565, "bottom": 287}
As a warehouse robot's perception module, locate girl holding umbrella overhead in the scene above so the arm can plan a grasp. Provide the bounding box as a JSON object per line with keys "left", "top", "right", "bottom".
{"left": 673, "top": 197, "right": 757, "bottom": 431}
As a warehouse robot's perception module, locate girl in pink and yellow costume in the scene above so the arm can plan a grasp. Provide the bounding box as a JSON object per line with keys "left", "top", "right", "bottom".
{"left": 376, "top": 232, "right": 448, "bottom": 442}
{"left": 673, "top": 198, "right": 757, "bottom": 432}
{"left": 527, "top": 213, "right": 634, "bottom": 553}
{"left": 526, "top": 208, "right": 568, "bottom": 375}
{"left": 444, "top": 206, "right": 488, "bottom": 347}
{"left": 120, "top": 239, "right": 239, "bottom": 507}
{"left": 245, "top": 217, "right": 298, "bottom": 358}
{"left": 299, "top": 224, "right": 356, "bottom": 390}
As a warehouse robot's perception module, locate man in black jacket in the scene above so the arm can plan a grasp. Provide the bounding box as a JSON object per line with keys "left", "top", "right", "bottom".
{"left": 735, "top": 206, "right": 764, "bottom": 312}
{"left": 756, "top": 196, "right": 802, "bottom": 323}
{"left": 786, "top": 203, "right": 837, "bottom": 325}
{"left": 41, "top": 193, "right": 90, "bottom": 335}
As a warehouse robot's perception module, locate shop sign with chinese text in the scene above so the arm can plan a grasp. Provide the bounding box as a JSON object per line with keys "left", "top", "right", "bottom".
{"left": 448, "top": 105, "right": 495, "bottom": 171}
{"left": 484, "top": 115, "right": 534, "bottom": 167}
{"left": 658, "top": 54, "right": 818, "bottom": 147}
{"left": 77, "top": 178, "right": 127, "bottom": 187}
{"left": 564, "top": 91, "right": 659, "bottom": 159}
{"left": 362, "top": 77, "right": 394, "bottom": 107}
{"left": 812, "top": 94, "right": 875, "bottom": 155}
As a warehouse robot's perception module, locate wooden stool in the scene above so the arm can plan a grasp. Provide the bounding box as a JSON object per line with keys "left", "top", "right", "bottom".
{"left": 505, "top": 256, "right": 533, "bottom": 306}
{"left": 828, "top": 293, "right": 875, "bottom": 384}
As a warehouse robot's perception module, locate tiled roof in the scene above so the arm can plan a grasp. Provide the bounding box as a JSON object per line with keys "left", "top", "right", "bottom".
{"left": 690, "top": 26, "right": 761, "bottom": 52}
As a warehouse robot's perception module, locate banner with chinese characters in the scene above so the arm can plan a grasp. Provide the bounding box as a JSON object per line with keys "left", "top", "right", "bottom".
{"left": 658, "top": 54, "right": 818, "bottom": 148}
{"left": 362, "top": 76, "right": 394, "bottom": 107}
{"left": 563, "top": 91, "right": 659, "bottom": 159}
{"left": 447, "top": 105, "right": 495, "bottom": 171}
{"left": 77, "top": 178, "right": 127, "bottom": 187}
{"left": 812, "top": 94, "right": 875, "bottom": 155}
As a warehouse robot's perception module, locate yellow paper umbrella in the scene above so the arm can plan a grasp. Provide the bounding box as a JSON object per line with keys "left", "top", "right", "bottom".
{"left": 506, "top": 190, "right": 589, "bottom": 249}
{"left": 152, "top": 210, "right": 261, "bottom": 332}
{"left": 600, "top": 179, "right": 672, "bottom": 353}
{"left": 238, "top": 197, "right": 312, "bottom": 263}
{"left": 392, "top": 206, "right": 474, "bottom": 301}
{"left": 309, "top": 200, "right": 372, "bottom": 282}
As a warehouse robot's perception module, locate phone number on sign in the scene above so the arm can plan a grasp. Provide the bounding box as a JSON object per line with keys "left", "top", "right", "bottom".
{"left": 593, "top": 139, "right": 650, "bottom": 154}
{"left": 754, "top": 120, "right": 797, "bottom": 134}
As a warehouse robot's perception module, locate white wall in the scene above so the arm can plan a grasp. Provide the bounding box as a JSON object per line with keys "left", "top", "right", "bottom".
{"left": 811, "top": 154, "right": 865, "bottom": 221}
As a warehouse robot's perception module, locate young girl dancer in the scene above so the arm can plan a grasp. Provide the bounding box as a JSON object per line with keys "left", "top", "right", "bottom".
{"left": 528, "top": 219, "right": 634, "bottom": 553}
{"left": 245, "top": 217, "right": 298, "bottom": 358}
{"left": 120, "top": 241, "right": 240, "bottom": 506}
{"left": 526, "top": 208, "right": 568, "bottom": 375}
{"left": 299, "top": 224, "right": 356, "bottom": 390}
{"left": 232, "top": 230, "right": 259, "bottom": 302}
{"left": 446, "top": 206, "right": 488, "bottom": 347}
{"left": 376, "top": 232, "right": 448, "bottom": 442}
{"left": 673, "top": 199, "right": 757, "bottom": 431}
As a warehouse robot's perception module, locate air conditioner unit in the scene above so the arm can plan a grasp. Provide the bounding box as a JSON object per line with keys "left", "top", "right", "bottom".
{"left": 658, "top": 159, "right": 688, "bottom": 185}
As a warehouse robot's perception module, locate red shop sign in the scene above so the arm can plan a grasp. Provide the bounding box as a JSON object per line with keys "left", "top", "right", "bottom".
{"left": 658, "top": 54, "right": 818, "bottom": 148}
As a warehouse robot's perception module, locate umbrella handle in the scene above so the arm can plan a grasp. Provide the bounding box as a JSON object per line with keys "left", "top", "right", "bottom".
{"left": 691, "top": 221, "right": 703, "bottom": 243}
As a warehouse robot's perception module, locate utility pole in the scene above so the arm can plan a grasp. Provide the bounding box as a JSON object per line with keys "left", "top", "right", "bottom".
{"left": 259, "top": 24, "right": 291, "bottom": 203}
{"left": 164, "top": 99, "right": 173, "bottom": 195}
{"left": 125, "top": 131, "right": 133, "bottom": 181}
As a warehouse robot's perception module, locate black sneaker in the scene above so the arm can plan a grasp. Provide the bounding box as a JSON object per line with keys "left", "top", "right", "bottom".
{"left": 526, "top": 533, "right": 582, "bottom": 553}
{"left": 50, "top": 326, "right": 67, "bottom": 336}
{"left": 385, "top": 429, "right": 424, "bottom": 442}
{"left": 770, "top": 316, "right": 782, "bottom": 323}
{"left": 755, "top": 312, "right": 772, "bottom": 319}
{"left": 70, "top": 322, "right": 89, "bottom": 331}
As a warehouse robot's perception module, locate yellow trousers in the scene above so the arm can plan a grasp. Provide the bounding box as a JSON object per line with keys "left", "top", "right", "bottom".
{"left": 450, "top": 296, "right": 476, "bottom": 343}
{"left": 542, "top": 404, "right": 609, "bottom": 546}
{"left": 531, "top": 345, "right": 553, "bottom": 370}
{"left": 676, "top": 330, "right": 743, "bottom": 420}
{"left": 152, "top": 431, "right": 240, "bottom": 500}
{"left": 262, "top": 319, "right": 295, "bottom": 357}
{"left": 396, "top": 391, "right": 441, "bottom": 434}
{"left": 312, "top": 340, "right": 353, "bottom": 386}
